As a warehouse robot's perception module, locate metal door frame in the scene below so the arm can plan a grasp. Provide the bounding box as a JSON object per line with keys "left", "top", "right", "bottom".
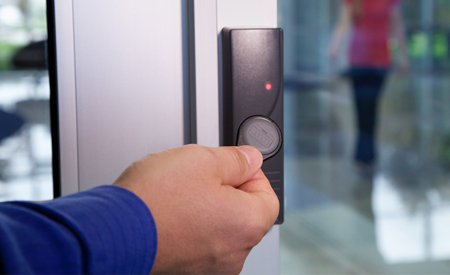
{"left": 48, "top": 1, "right": 280, "bottom": 274}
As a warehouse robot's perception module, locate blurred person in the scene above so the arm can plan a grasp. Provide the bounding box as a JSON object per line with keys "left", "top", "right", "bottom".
{"left": 329, "top": 0, "right": 409, "bottom": 170}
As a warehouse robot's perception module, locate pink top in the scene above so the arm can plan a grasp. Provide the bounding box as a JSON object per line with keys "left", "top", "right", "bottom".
{"left": 344, "top": 0, "right": 400, "bottom": 67}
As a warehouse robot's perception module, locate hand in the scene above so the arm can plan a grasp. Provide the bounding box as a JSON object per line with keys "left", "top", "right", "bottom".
{"left": 328, "top": 42, "right": 340, "bottom": 60}
{"left": 113, "top": 144, "right": 279, "bottom": 274}
{"left": 397, "top": 55, "right": 410, "bottom": 75}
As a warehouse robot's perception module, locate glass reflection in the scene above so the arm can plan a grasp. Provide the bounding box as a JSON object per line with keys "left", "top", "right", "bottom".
{"left": 280, "top": 0, "right": 450, "bottom": 273}
{"left": 0, "top": 0, "right": 52, "bottom": 201}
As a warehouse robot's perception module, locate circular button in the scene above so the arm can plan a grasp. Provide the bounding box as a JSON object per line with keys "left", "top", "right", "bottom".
{"left": 237, "top": 116, "right": 282, "bottom": 159}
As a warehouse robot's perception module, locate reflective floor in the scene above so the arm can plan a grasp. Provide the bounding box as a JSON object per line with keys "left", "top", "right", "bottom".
{"left": 280, "top": 73, "right": 450, "bottom": 274}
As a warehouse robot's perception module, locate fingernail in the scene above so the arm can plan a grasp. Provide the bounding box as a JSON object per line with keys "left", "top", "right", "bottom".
{"left": 237, "top": 146, "right": 262, "bottom": 168}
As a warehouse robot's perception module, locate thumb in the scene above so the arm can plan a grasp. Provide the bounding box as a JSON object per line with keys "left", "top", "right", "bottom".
{"left": 210, "top": 146, "right": 263, "bottom": 188}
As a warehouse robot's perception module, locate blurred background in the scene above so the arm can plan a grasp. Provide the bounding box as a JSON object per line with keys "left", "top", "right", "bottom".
{"left": 0, "top": 0, "right": 51, "bottom": 201}
{"left": 1, "top": 0, "right": 450, "bottom": 273}
{"left": 279, "top": 0, "right": 450, "bottom": 274}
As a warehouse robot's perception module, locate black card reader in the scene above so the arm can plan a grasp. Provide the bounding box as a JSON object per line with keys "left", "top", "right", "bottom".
{"left": 222, "top": 28, "right": 284, "bottom": 224}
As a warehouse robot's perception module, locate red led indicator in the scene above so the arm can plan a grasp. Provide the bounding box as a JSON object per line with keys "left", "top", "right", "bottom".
{"left": 265, "top": 83, "right": 272, "bottom": 90}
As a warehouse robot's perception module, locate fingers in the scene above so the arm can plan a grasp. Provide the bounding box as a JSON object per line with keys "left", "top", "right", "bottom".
{"left": 207, "top": 145, "right": 263, "bottom": 188}
{"left": 114, "top": 144, "right": 279, "bottom": 274}
{"left": 236, "top": 146, "right": 264, "bottom": 168}
{"left": 176, "top": 145, "right": 279, "bottom": 224}
{"left": 238, "top": 169, "right": 275, "bottom": 194}
{"left": 115, "top": 145, "right": 263, "bottom": 189}
{"left": 235, "top": 170, "right": 280, "bottom": 226}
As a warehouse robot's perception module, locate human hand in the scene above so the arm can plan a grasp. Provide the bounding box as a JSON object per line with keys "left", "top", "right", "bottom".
{"left": 113, "top": 144, "right": 279, "bottom": 274}
{"left": 328, "top": 43, "right": 340, "bottom": 60}
{"left": 397, "top": 55, "right": 410, "bottom": 75}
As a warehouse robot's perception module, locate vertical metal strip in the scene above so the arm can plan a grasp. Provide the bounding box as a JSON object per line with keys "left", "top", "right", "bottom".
{"left": 52, "top": 0, "right": 79, "bottom": 196}
{"left": 190, "top": 1, "right": 220, "bottom": 147}
{"left": 46, "top": 0, "right": 61, "bottom": 198}
{"left": 187, "top": 0, "right": 197, "bottom": 144}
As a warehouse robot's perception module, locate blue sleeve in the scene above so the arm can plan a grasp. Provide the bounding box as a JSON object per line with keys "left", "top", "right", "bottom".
{"left": 0, "top": 185, "right": 157, "bottom": 274}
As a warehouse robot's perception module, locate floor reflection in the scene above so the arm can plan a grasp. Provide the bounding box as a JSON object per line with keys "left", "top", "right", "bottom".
{"left": 281, "top": 73, "right": 450, "bottom": 274}
{"left": 374, "top": 150, "right": 450, "bottom": 264}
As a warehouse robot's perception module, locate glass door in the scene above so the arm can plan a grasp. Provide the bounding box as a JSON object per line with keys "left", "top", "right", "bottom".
{"left": 279, "top": 0, "right": 450, "bottom": 273}
{"left": 0, "top": 0, "right": 52, "bottom": 201}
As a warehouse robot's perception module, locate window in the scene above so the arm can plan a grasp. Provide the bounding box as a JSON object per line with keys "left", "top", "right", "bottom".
{"left": 0, "top": 0, "right": 52, "bottom": 201}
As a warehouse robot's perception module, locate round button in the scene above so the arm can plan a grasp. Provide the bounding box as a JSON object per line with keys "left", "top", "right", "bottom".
{"left": 237, "top": 116, "right": 282, "bottom": 158}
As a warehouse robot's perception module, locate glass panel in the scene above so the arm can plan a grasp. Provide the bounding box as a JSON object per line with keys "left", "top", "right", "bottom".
{"left": 279, "top": 0, "right": 450, "bottom": 273}
{"left": 0, "top": 0, "right": 52, "bottom": 201}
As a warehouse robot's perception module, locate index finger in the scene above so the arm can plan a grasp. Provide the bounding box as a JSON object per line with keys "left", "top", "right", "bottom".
{"left": 229, "top": 169, "right": 280, "bottom": 227}
{"left": 237, "top": 169, "right": 276, "bottom": 195}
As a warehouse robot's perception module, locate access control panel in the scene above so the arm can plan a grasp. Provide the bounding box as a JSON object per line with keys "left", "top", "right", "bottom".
{"left": 222, "top": 28, "right": 284, "bottom": 224}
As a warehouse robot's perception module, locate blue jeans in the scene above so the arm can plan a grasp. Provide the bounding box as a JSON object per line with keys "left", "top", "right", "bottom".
{"left": 348, "top": 67, "right": 388, "bottom": 165}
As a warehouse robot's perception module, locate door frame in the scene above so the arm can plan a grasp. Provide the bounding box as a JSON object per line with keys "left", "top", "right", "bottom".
{"left": 48, "top": 1, "right": 280, "bottom": 274}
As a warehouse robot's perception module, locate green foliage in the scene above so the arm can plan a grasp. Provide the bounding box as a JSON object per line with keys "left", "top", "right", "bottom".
{"left": 433, "top": 31, "right": 448, "bottom": 58}
{"left": 0, "top": 43, "right": 22, "bottom": 70}
{"left": 407, "top": 31, "right": 449, "bottom": 59}
{"left": 408, "top": 33, "right": 428, "bottom": 58}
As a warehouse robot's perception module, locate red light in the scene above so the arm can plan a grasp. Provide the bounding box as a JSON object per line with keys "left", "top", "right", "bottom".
{"left": 265, "top": 83, "right": 272, "bottom": 90}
